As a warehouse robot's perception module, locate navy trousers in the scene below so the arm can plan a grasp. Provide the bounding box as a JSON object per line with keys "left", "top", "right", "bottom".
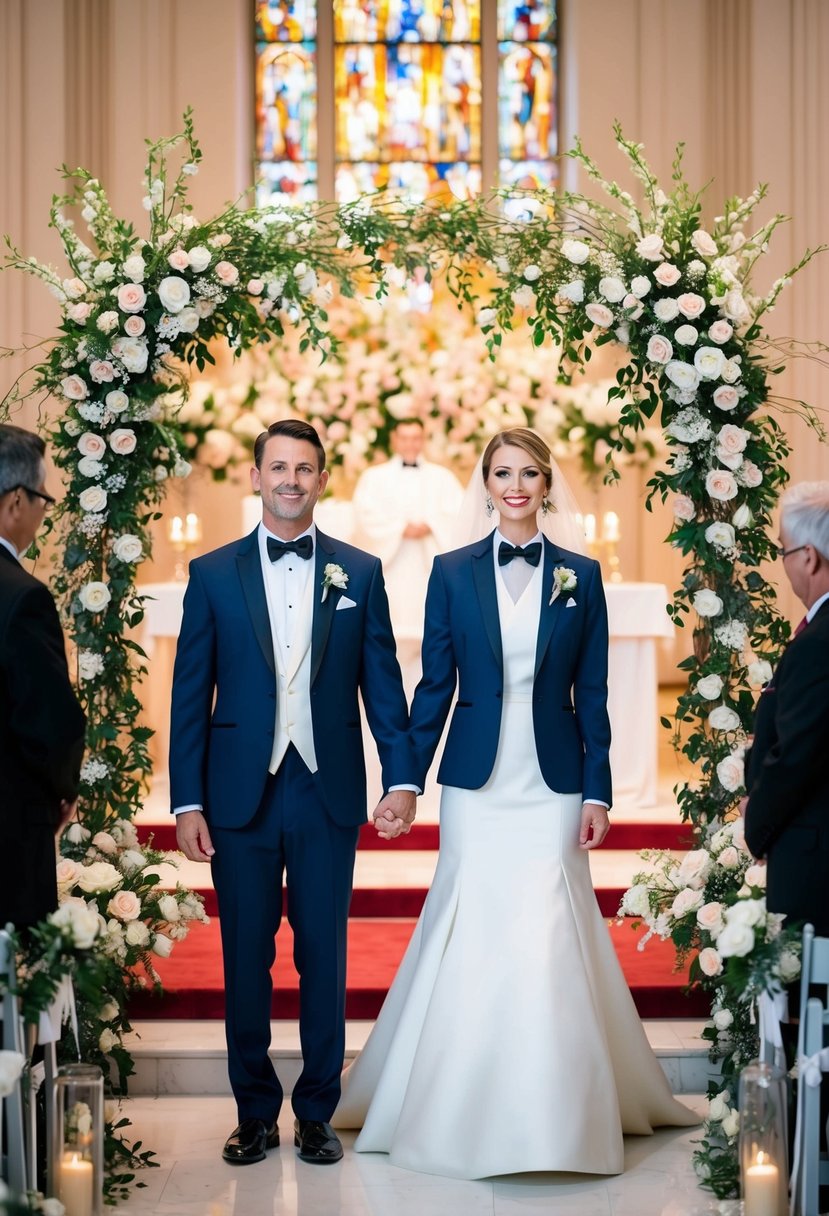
{"left": 210, "top": 745, "right": 360, "bottom": 1122}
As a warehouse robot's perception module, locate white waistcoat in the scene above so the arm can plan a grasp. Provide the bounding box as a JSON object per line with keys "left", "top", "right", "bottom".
{"left": 266, "top": 560, "right": 318, "bottom": 774}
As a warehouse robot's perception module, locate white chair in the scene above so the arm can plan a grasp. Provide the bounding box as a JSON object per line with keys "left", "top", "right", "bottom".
{"left": 0, "top": 927, "right": 29, "bottom": 1194}
{"left": 790, "top": 924, "right": 829, "bottom": 1216}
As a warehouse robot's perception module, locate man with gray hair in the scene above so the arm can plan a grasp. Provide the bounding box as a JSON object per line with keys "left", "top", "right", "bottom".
{"left": 0, "top": 423, "right": 85, "bottom": 928}
{"left": 744, "top": 480, "right": 829, "bottom": 934}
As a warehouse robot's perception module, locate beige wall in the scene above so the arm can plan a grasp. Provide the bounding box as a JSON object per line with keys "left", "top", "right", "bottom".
{"left": 2, "top": 0, "right": 828, "bottom": 647}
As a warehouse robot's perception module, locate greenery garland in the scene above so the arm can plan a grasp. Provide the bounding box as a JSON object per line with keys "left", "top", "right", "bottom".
{"left": 1, "top": 114, "right": 825, "bottom": 1200}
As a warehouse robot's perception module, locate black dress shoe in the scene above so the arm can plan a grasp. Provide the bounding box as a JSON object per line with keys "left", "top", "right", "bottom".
{"left": 293, "top": 1119, "right": 343, "bottom": 1164}
{"left": 222, "top": 1118, "right": 280, "bottom": 1164}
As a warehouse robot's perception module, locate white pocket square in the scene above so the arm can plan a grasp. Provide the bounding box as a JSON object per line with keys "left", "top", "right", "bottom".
{"left": 336, "top": 596, "right": 357, "bottom": 611}
{"left": 565, "top": 597, "right": 577, "bottom": 608}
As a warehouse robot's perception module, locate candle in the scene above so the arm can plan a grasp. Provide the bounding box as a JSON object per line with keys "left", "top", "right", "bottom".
{"left": 169, "top": 515, "right": 184, "bottom": 543}
{"left": 184, "top": 512, "right": 201, "bottom": 543}
{"left": 584, "top": 513, "right": 597, "bottom": 544}
{"left": 59, "top": 1151, "right": 94, "bottom": 1216}
{"left": 744, "top": 1152, "right": 781, "bottom": 1216}
{"left": 602, "top": 511, "right": 620, "bottom": 542}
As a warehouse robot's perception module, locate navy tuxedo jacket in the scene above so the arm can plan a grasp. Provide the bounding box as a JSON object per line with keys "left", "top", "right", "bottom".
{"left": 409, "top": 534, "right": 612, "bottom": 805}
{"left": 744, "top": 600, "right": 829, "bottom": 933}
{"left": 169, "top": 527, "right": 414, "bottom": 829}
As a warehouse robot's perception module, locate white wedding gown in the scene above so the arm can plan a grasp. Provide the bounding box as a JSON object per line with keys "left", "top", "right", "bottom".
{"left": 334, "top": 562, "right": 696, "bottom": 1179}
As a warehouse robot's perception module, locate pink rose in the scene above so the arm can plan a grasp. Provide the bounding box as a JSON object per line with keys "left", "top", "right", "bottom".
{"left": 653, "top": 262, "right": 681, "bottom": 288}
{"left": 67, "top": 302, "right": 92, "bottom": 324}
{"left": 123, "top": 315, "right": 146, "bottom": 337}
{"left": 247, "top": 278, "right": 265, "bottom": 295}
{"left": 622, "top": 293, "right": 644, "bottom": 320}
{"left": 677, "top": 293, "right": 706, "bottom": 319}
{"left": 708, "top": 320, "right": 733, "bottom": 345}
{"left": 740, "top": 460, "right": 763, "bottom": 488}
{"left": 698, "top": 947, "right": 723, "bottom": 977}
{"left": 215, "top": 260, "right": 239, "bottom": 286}
{"left": 109, "top": 428, "right": 137, "bottom": 455}
{"left": 691, "top": 229, "right": 718, "bottom": 257}
{"left": 719, "top": 846, "right": 740, "bottom": 869}
{"left": 717, "top": 424, "right": 748, "bottom": 455}
{"left": 60, "top": 374, "right": 89, "bottom": 401}
{"left": 713, "top": 386, "right": 740, "bottom": 412}
{"left": 77, "top": 432, "right": 106, "bottom": 459}
{"left": 673, "top": 495, "right": 696, "bottom": 521}
{"left": 585, "top": 302, "right": 613, "bottom": 328}
{"left": 117, "top": 282, "right": 147, "bottom": 313}
{"left": 108, "top": 890, "right": 142, "bottom": 921}
{"left": 696, "top": 902, "right": 724, "bottom": 934}
{"left": 706, "top": 470, "right": 738, "bottom": 502}
{"left": 168, "top": 249, "right": 190, "bottom": 272}
{"left": 646, "top": 334, "right": 673, "bottom": 364}
{"left": 89, "top": 360, "right": 116, "bottom": 383}
{"left": 636, "top": 233, "right": 664, "bottom": 261}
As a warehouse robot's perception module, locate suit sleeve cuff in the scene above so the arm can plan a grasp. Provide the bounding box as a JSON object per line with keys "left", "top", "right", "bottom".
{"left": 388, "top": 784, "right": 421, "bottom": 794}
{"left": 173, "top": 804, "right": 203, "bottom": 816}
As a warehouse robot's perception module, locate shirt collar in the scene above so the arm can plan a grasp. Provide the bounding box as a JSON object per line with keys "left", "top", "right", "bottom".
{"left": 0, "top": 535, "right": 19, "bottom": 561}
{"left": 493, "top": 528, "right": 542, "bottom": 553}
{"left": 258, "top": 520, "right": 316, "bottom": 558}
{"left": 807, "top": 589, "right": 829, "bottom": 623}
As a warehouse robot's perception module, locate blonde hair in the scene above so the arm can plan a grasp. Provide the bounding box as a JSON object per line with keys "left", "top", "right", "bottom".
{"left": 481, "top": 428, "right": 553, "bottom": 493}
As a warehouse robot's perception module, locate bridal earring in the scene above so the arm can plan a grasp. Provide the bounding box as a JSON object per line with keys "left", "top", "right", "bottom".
{"left": 541, "top": 497, "right": 551, "bottom": 517}
{"left": 485, "top": 494, "right": 494, "bottom": 517}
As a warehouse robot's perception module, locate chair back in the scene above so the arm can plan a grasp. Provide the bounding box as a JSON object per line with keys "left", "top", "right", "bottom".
{"left": 792, "top": 925, "right": 829, "bottom": 1216}
{"left": 0, "top": 927, "right": 28, "bottom": 1193}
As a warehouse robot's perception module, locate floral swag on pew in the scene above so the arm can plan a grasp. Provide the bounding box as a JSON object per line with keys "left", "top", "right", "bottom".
{"left": 1, "top": 112, "right": 825, "bottom": 1201}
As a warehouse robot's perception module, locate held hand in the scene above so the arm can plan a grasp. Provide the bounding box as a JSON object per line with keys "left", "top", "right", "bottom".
{"left": 372, "top": 790, "right": 417, "bottom": 841}
{"left": 176, "top": 810, "right": 215, "bottom": 862}
{"left": 579, "top": 802, "right": 610, "bottom": 850}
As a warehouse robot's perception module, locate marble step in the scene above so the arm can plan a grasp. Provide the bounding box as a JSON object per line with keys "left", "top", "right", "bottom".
{"left": 123, "top": 1019, "right": 716, "bottom": 1100}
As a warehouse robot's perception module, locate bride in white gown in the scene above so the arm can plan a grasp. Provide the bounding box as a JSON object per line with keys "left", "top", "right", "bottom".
{"left": 334, "top": 428, "right": 697, "bottom": 1179}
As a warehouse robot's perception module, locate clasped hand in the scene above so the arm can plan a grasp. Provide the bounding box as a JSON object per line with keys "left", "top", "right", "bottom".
{"left": 372, "top": 789, "right": 417, "bottom": 840}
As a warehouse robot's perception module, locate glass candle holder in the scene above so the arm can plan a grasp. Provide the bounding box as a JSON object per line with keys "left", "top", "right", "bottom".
{"left": 739, "top": 1059, "right": 789, "bottom": 1216}
{"left": 51, "top": 1063, "right": 104, "bottom": 1216}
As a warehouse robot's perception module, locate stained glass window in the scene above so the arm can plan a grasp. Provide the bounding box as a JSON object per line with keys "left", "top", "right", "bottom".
{"left": 254, "top": 1, "right": 558, "bottom": 204}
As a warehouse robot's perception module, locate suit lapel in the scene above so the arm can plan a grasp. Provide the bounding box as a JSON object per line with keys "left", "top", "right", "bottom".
{"left": 534, "top": 538, "right": 566, "bottom": 678}
{"left": 236, "top": 528, "right": 275, "bottom": 674}
{"left": 470, "top": 536, "right": 503, "bottom": 669}
{"left": 310, "top": 530, "right": 336, "bottom": 686}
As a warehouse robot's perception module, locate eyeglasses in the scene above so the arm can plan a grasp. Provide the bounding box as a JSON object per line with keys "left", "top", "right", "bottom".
{"left": 776, "top": 544, "right": 807, "bottom": 560}
{"left": 6, "top": 484, "right": 56, "bottom": 508}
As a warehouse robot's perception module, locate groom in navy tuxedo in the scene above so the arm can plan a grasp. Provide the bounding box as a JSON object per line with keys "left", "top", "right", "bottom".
{"left": 170, "top": 419, "right": 416, "bottom": 1165}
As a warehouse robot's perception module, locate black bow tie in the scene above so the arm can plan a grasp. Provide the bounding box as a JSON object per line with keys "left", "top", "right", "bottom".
{"left": 401, "top": 461, "right": 420, "bottom": 468}
{"left": 498, "top": 541, "right": 542, "bottom": 567}
{"left": 267, "top": 535, "right": 313, "bottom": 562}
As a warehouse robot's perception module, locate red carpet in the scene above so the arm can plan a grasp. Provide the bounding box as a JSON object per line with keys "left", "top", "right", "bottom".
{"left": 128, "top": 916, "right": 708, "bottom": 1021}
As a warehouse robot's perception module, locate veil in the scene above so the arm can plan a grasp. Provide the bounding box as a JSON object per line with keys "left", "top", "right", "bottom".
{"left": 450, "top": 443, "right": 588, "bottom": 556}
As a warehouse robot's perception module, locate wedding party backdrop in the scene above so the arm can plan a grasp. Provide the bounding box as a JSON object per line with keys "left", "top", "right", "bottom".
{"left": 2, "top": 107, "right": 827, "bottom": 1201}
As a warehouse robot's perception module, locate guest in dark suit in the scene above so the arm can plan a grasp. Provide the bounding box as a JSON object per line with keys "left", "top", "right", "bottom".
{"left": 170, "top": 419, "right": 416, "bottom": 1166}
{"left": 0, "top": 424, "right": 85, "bottom": 929}
{"left": 745, "top": 481, "right": 829, "bottom": 934}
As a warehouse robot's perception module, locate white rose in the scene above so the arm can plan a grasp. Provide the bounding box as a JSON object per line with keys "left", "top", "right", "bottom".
{"left": 706, "top": 469, "right": 738, "bottom": 501}
{"left": 630, "top": 275, "right": 651, "bottom": 298}
{"left": 122, "top": 254, "right": 146, "bottom": 282}
{"left": 693, "top": 589, "right": 723, "bottom": 618}
{"left": 697, "top": 902, "right": 725, "bottom": 935}
{"left": 722, "top": 1112, "right": 741, "bottom": 1139}
{"left": 722, "top": 288, "right": 750, "bottom": 324}
{"left": 717, "top": 424, "right": 749, "bottom": 454}
{"left": 157, "top": 894, "right": 181, "bottom": 922}
{"left": 694, "top": 346, "right": 727, "bottom": 380}
{"left": 107, "top": 890, "right": 141, "bottom": 921}
{"left": 96, "top": 310, "right": 119, "bottom": 334}
{"left": 747, "top": 660, "right": 773, "bottom": 688}
{"left": 728, "top": 898, "right": 766, "bottom": 927}
{"left": 177, "top": 306, "right": 200, "bottom": 334}
{"left": 116, "top": 282, "right": 146, "bottom": 313}
{"left": 732, "top": 503, "right": 753, "bottom": 529}
{"left": 717, "top": 919, "right": 755, "bottom": 958}
{"left": 599, "top": 275, "right": 626, "bottom": 302}
{"left": 98, "top": 1027, "right": 118, "bottom": 1056}
{"left": 673, "top": 495, "right": 696, "bottom": 522}
{"left": 91, "top": 831, "right": 117, "bottom": 855}
{"left": 512, "top": 285, "right": 534, "bottom": 309}
{"left": 705, "top": 522, "right": 736, "bottom": 550}
{"left": 709, "top": 705, "right": 741, "bottom": 732}
{"left": 720, "top": 358, "right": 743, "bottom": 384}
{"left": 653, "top": 262, "right": 681, "bottom": 287}
{"left": 109, "top": 428, "right": 137, "bottom": 455}
{"left": 77, "top": 432, "right": 106, "bottom": 459}
{"left": 61, "top": 374, "right": 89, "bottom": 401}
{"left": 152, "top": 932, "right": 174, "bottom": 958}
{"left": 691, "top": 229, "right": 718, "bottom": 257}
{"left": 674, "top": 324, "right": 698, "bottom": 346}
{"left": 78, "top": 486, "right": 108, "bottom": 513}
{"left": 523, "top": 264, "right": 541, "bottom": 282}
{"left": 65, "top": 823, "right": 91, "bottom": 845}
{"left": 49, "top": 901, "right": 99, "bottom": 949}
{"left": 699, "top": 947, "right": 724, "bottom": 977}
{"left": 696, "top": 674, "right": 724, "bottom": 699}
{"left": 653, "top": 297, "right": 680, "bottom": 322}
{"left": 620, "top": 883, "right": 651, "bottom": 919}
{"left": 558, "top": 280, "right": 584, "bottom": 304}
{"left": 62, "top": 277, "right": 87, "bottom": 299}
{"left": 89, "top": 360, "right": 116, "bottom": 384}
{"left": 110, "top": 336, "right": 149, "bottom": 374}
{"left": 671, "top": 887, "right": 704, "bottom": 918}
{"left": 125, "top": 919, "right": 150, "bottom": 947}
{"left": 717, "top": 754, "right": 745, "bottom": 793}
{"left": 187, "top": 245, "right": 212, "bottom": 272}
{"left": 157, "top": 275, "right": 191, "bottom": 313}
{"left": 77, "top": 651, "right": 104, "bottom": 680}
{"left": 215, "top": 260, "right": 240, "bottom": 286}
{"left": 718, "top": 846, "right": 741, "bottom": 870}
{"left": 112, "top": 534, "right": 144, "bottom": 563}
{"left": 713, "top": 1008, "right": 733, "bottom": 1030}
{"left": 664, "top": 360, "right": 700, "bottom": 391}
{"left": 677, "top": 293, "right": 706, "bottom": 319}
{"left": 778, "top": 949, "right": 801, "bottom": 983}
{"left": 106, "top": 389, "right": 129, "bottom": 413}
{"left": 647, "top": 335, "right": 673, "bottom": 364}
{"left": 708, "top": 320, "right": 733, "bottom": 345}
{"left": 744, "top": 864, "right": 767, "bottom": 890}
{"left": 636, "top": 233, "right": 664, "bottom": 261}
{"left": 561, "top": 238, "right": 590, "bottom": 265}
{"left": 99, "top": 1000, "right": 119, "bottom": 1022}
{"left": 77, "top": 861, "right": 122, "bottom": 893}
{"left": 67, "top": 302, "right": 93, "bottom": 325}
{"left": 168, "top": 248, "right": 190, "bottom": 272}
{"left": 78, "top": 581, "right": 111, "bottom": 613}
{"left": 678, "top": 850, "right": 712, "bottom": 890}
{"left": 585, "top": 302, "right": 614, "bottom": 328}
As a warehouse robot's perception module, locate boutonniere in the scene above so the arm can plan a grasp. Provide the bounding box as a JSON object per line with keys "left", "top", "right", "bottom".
{"left": 549, "top": 566, "right": 577, "bottom": 606}
{"left": 321, "top": 562, "right": 348, "bottom": 603}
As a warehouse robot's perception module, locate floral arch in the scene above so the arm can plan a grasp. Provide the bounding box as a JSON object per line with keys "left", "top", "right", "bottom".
{"left": 2, "top": 113, "right": 825, "bottom": 1198}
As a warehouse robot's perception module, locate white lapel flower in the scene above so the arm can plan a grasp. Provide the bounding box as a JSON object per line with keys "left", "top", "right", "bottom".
{"left": 321, "top": 562, "right": 348, "bottom": 603}
{"left": 549, "top": 566, "right": 577, "bottom": 606}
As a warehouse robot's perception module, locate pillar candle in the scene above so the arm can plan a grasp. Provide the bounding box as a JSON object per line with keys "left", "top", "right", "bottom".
{"left": 59, "top": 1151, "right": 94, "bottom": 1216}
